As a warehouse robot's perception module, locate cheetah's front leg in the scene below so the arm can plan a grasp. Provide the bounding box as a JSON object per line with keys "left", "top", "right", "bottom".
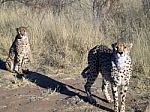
{"left": 120, "top": 85, "right": 128, "bottom": 112}
{"left": 102, "top": 79, "right": 113, "bottom": 103}
{"left": 22, "top": 57, "right": 30, "bottom": 73}
{"left": 112, "top": 84, "right": 119, "bottom": 112}
{"left": 15, "top": 54, "right": 23, "bottom": 74}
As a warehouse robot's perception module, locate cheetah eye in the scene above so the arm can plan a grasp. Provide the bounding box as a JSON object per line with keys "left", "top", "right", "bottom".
{"left": 124, "top": 46, "right": 127, "bottom": 49}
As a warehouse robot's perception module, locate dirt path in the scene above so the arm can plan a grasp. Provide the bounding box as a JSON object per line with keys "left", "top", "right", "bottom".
{"left": 0, "top": 66, "right": 149, "bottom": 112}
{"left": 0, "top": 68, "right": 114, "bottom": 112}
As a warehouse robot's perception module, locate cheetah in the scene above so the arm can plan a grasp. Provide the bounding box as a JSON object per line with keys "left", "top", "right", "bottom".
{"left": 5, "top": 26, "right": 31, "bottom": 74}
{"left": 82, "top": 39, "right": 133, "bottom": 112}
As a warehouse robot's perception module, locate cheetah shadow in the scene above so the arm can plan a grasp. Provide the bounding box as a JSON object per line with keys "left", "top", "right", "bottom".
{"left": 0, "top": 59, "right": 6, "bottom": 70}
{"left": 24, "top": 71, "right": 113, "bottom": 112}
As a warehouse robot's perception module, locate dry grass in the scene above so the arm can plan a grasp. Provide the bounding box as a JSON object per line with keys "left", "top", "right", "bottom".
{"left": 0, "top": 0, "right": 149, "bottom": 78}
{"left": 0, "top": 2, "right": 149, "bottom": 111}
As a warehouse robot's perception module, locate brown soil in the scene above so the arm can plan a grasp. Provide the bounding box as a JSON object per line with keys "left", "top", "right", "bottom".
{"left": 0, "top": 62, "right": 149, "bottom": 112}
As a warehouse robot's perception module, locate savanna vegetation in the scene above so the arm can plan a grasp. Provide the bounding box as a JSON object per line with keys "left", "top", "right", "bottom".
{"left": 0, "top": 0, "right": 149, "bottom": 111}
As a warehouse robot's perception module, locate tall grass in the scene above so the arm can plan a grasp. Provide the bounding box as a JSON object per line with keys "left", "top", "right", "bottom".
{"left": 0, "top": 0, "right": 149, "bottom": 76}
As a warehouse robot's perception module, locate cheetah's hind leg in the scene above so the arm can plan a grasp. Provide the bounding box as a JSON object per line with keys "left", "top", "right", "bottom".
{"left": 5, "top": 57, "right": 15, "bottom": 73}
{"left": 84, "top": 71, "right": 98, "bottom": 104}
{"left": 81, "top": 66, "right": 90, "bottom": 78}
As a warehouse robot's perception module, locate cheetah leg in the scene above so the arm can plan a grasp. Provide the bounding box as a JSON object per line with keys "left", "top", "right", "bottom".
{"left": 13, "top": 55, "right": 25, "bottom": 81}
{"left": 102, "top": 79, "right": 113, "bottom": 103}
{"left": 84, "top": 72, "right": 98, "bottom": 103}
{"left": 15, "top": 54, "right": 23, "bottom": 74}
{"left": 112, "top": 84, "right": 119, "bottom": 112}
{"left": 5, "top": 57, "right": 14, "bottom": 72}
{"left": 22, "top": 57, "right": 30, "bottom": 73}
{"left": 120, "top": 85, "right": 128, "bottom": 112}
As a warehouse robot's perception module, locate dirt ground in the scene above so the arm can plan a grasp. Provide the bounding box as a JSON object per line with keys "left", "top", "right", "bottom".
{"left": 0, "top": 60, "right": 149, "bottom": 112}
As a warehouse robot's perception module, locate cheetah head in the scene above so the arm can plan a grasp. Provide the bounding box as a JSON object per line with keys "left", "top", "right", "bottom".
{"left": 16, "top": 26, "right": 28, "bottom": 39}
{"left": 112, "top": 41, "right": 133, "bottom": 57}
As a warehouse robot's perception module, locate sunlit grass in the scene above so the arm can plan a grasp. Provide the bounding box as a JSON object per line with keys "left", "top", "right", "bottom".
{"left": 0, "top": 0, "right": 149, "bottom": 77}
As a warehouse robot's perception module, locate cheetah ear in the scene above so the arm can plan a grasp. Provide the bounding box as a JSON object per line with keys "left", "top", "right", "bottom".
{"left": 111, "top": 43, "right": 117, "bottom": 51}
{"left": 129, "top": 43, "right": 133, "bottom": 49}
{"left": 16, "top": 28, "right": 19, "bottom": 33}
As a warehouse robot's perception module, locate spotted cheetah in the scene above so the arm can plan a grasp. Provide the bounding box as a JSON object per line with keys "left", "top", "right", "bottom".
{"left": 82, "top": 39, "right": 133, "bottom": 112}
{"left": 5, "top": 26, "right": 31, "bottom": 74}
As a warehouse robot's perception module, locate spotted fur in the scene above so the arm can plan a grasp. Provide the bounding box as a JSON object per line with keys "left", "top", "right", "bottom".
{"left": 5, "top": 26, "right": 31, "bottom": 74}
{"left": 82, "top": 40, "right": 133, "bottom": 112}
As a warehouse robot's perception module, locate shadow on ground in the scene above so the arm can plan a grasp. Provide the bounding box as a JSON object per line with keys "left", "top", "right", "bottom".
{"left": 0, "top": 59, "right": 6, "bottom": 70}
{"left": 25, "top": 71, "right": 113, "bottom": 112}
